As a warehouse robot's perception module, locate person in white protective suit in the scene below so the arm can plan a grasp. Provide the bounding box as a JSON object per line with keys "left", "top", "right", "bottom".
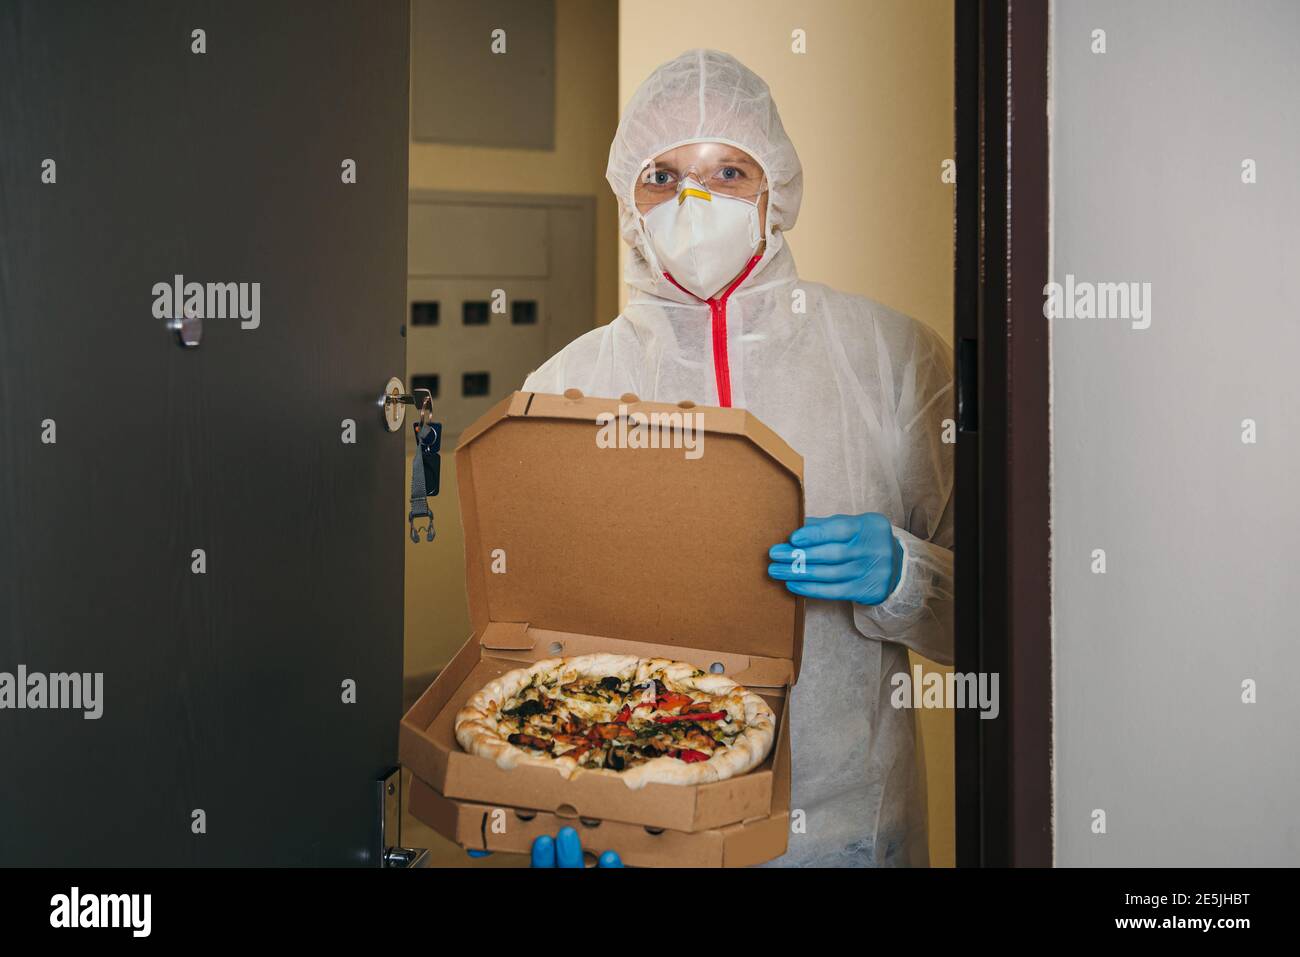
{"left": 522, "top": 49, "right": 954, "bottom": 867}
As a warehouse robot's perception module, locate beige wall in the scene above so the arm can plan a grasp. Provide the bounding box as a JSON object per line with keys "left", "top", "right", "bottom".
{"left": 619, "top": 0, "right": 956, "bottom": 866}
{"left": 404, "top": 1, "right": 620, "bottom": 682}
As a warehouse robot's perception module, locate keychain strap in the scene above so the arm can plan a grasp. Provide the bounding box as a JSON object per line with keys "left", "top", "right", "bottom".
{"left": 409, "top": 421, "right": 437, "bottom": 542}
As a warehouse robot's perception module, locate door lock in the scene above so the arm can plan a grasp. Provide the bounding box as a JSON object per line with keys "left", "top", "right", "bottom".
{"left": 379, "top": 377, "right": 434, "bottom": 432}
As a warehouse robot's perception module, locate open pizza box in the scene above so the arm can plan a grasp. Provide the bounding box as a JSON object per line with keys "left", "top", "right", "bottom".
{"left": 400, "top": 389, "right": 804, "bottom": 861}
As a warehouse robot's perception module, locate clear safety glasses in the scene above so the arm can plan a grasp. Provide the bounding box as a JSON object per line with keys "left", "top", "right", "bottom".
{"left": 634, "top": 141, "right": 767, "bottom": 212}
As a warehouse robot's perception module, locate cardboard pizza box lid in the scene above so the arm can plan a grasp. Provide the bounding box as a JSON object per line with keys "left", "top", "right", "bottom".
{"left": 455, "top": 390, "right": 805, "bottom": 679}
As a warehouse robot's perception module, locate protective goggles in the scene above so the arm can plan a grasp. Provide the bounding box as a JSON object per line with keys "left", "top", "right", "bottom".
{"left": 634, "top": 141, "right": 767, "bottom": 211}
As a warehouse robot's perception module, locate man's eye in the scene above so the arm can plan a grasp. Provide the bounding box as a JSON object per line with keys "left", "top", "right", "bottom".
{"left": 718, "top": 167, "right": 740, "bottom": 180}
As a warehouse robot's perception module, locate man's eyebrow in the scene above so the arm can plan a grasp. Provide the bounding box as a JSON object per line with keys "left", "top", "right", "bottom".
{"left": 716, "top": 153, "right": 760, "bottom": 166}
{"left": 650, "top": 152, "right": 761, "bottom": 171}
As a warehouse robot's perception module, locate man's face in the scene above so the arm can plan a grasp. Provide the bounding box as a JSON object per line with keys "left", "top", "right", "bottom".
{"left": 634, "top": 141, "right": 769, "bottom": 236}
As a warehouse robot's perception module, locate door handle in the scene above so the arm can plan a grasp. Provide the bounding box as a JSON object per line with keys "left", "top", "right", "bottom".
{"left": 379, "top": 377, "right": 434, "bottom": 433}
{"left": 166, "top": 305, "right": 202, "bottom": 348}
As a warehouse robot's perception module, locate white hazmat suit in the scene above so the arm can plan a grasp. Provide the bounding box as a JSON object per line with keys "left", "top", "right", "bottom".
{"left": 523, "top": 49, "right": 954, "bottom": 867}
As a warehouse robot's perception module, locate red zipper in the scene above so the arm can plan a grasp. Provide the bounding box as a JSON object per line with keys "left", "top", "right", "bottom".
{"left": 663, "top": 253, "right": 762, "bottom": 408}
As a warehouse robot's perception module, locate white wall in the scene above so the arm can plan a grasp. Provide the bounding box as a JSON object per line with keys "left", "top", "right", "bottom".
{"left": 1051, "top": 0, "right": 1300, "bottom": 864}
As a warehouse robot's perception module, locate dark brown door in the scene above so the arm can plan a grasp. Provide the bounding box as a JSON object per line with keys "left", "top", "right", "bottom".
{"left": 0, "top": 0, "right": 409, "bottom": 865}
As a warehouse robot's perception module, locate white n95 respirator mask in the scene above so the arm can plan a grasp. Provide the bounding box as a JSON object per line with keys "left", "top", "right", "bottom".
{"left": 642, "top": 181, "right": 763, "bottom": 300}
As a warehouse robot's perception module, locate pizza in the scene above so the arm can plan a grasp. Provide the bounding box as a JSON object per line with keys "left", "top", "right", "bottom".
{"left": 454, "top": 654, "right": 777, "bottom": 788}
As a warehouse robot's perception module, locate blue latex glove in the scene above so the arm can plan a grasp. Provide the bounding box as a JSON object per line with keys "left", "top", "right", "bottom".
{"left": 465, "top": 826, "right": 623, "bottom": 868}
{"left": 531, "top": 827, "right": 622, "bottom": 869}
{"left": 767, "top": 513, "right": 904, "bottom": 605}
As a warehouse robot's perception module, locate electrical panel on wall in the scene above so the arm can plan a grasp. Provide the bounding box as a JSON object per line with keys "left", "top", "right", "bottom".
{"left": 405, "top": 279, "right": 548, "bottom": 442}
{"left": 407, "top": 192, "right": 594, "bottom": 444}
{"left": 410, "top": 0, "right": 556, "bottom": 150}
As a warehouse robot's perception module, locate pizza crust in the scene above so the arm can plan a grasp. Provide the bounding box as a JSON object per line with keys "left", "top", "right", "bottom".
{"left": 453, "top": 655, "right": 777, "bottom": 788}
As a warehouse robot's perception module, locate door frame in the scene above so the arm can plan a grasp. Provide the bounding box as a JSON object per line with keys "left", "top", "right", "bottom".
{"left": 953, "top": 0, "right": 1053, "bottom": 867}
